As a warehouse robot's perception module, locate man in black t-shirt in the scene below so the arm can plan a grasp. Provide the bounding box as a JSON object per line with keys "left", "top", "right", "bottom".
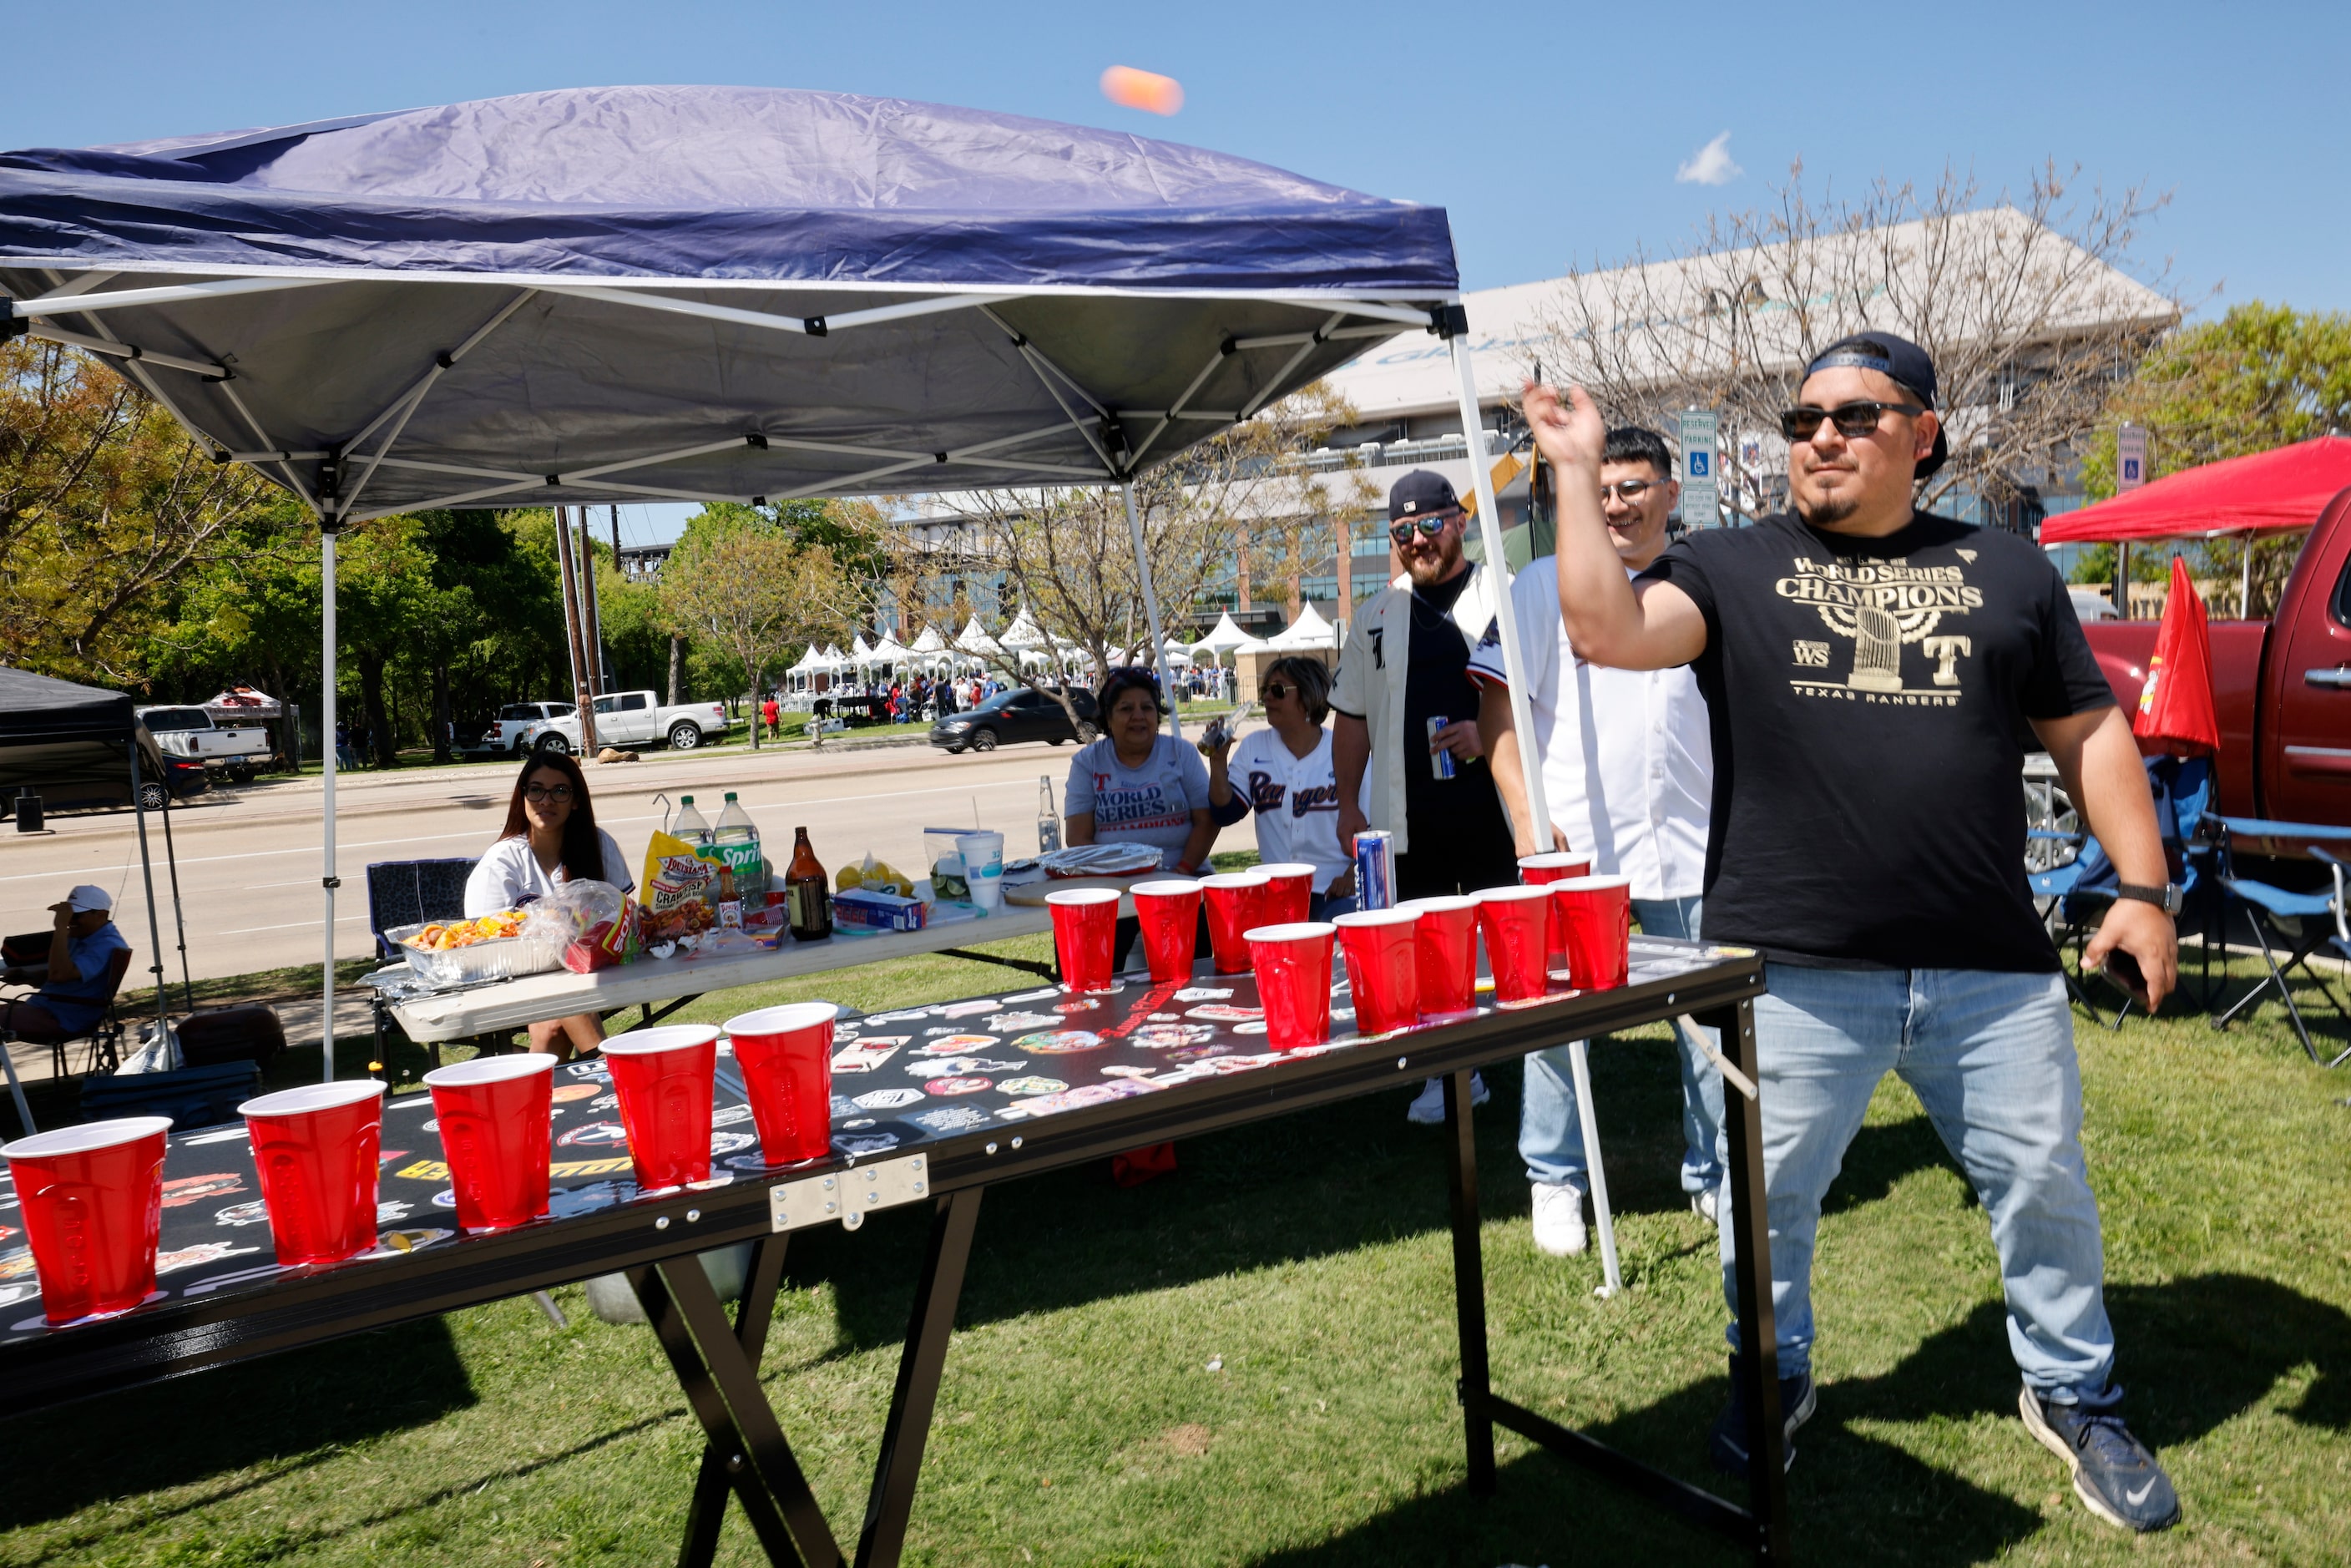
{"left": 1524, "top": 333, "right": 2183, "bottom": 1533}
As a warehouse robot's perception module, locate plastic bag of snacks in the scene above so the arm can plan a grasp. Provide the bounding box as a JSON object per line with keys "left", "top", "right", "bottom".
{"left": 523, "top": 880, "right": 631, "bottom": 973}
{"left": 640, "top": 830, "right": 717, "bottom": 948}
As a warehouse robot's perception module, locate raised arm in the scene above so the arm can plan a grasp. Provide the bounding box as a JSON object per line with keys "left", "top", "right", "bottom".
{"left": 1523, "top": 381, "right": 1708, "bottom": 671}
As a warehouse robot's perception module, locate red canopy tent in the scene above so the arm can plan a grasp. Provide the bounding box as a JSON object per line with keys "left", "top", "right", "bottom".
{"left": 2041, "top": 435, "right": 2351, "bottom": 543}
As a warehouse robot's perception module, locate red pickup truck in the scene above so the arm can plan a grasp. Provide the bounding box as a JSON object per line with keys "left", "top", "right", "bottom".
{"left": 2080, "top": 487, "right": 2351, "bottom": 828}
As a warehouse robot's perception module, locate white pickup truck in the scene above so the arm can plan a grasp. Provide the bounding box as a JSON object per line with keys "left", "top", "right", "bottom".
{"left": 519, "top": 691, "right": 731, "bottom": 755}
{"left": 135, "top": 705, "right": 273, "bottom": 781}
{"left": 474, "top": 701, "right": 577, "bottom": 756}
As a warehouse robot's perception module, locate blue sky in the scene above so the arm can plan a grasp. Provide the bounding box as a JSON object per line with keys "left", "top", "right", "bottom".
{"left": 6, "top": 0, "right": 2343, "bottom": 544}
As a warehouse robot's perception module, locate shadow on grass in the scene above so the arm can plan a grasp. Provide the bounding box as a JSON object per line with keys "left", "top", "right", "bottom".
{"left": 0, "top": 1317, "right": 477, "bottom": 1540}
{"left": 1241, "top": 1270, "right": 2351, "bottom": 1567}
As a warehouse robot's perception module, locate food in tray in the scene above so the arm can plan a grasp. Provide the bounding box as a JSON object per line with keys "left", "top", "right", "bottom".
{"left": 1038, "top": 843, "right": 1163, "bottom": 878}
{"left": 405, "top": 911, "right": 525, "bottom": 952}
{"left": 639, "top": 898, "right": 716, "bottom": 945}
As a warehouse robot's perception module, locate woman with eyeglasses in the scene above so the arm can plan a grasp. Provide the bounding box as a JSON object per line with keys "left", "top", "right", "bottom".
{"left": 1063, "top": 666, "right": 1217, "bottom": 876}
{"left": 1206, "top": 655, "right": 1357, "bottom": 918}
{"left": 463, "top": 750, "right": 635, "bottom": 1060}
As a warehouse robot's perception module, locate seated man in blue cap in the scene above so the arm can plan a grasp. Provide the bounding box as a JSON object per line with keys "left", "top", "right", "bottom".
{"left": 1525, "top": 331, "right": 2184, "bottom": 1533}
{"left": 1, "top": 884, "right": 133, "bottom": 1041}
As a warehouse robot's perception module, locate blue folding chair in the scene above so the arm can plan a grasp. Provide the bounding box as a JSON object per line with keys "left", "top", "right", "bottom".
{"left": 2034, "top": 756, "right": 2212, "bottom": 1028}
{"left": 2207, "top": 820, "right": 2351, "bottom": 1066}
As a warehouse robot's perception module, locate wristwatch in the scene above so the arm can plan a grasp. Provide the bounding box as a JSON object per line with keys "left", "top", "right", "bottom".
{"left": 2115, "top": 881, "right": 2185, "bottom": 916}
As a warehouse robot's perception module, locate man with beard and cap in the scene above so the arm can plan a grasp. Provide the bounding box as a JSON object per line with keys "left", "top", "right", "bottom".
{"left": 1332, "top": 468, "right": 1519, "bottom": 1123}
{"left": 1522, "top": 331, "right": 2183, "bottom": 1531}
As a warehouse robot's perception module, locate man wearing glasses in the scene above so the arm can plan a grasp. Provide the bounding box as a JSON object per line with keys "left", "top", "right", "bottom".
{"left": 1524, "top": 332, "right": 2182, "bottom": 1531}
{"left": 1469, "top": 426, "right": 1721, "bottom": 1259}
{"left": 1334, "top": 469, "right": 1519, "bottom": 1121}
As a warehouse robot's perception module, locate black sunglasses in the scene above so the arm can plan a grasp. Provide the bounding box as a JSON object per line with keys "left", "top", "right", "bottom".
{"left": 1262, "top": 681, "right": 1297, "bottom": 700}
{"left": 1389, "top": 513, "right": 1459, "bottom": 543}
{"left": 1780, "top": 400, "right": 1925, "bottom": 441}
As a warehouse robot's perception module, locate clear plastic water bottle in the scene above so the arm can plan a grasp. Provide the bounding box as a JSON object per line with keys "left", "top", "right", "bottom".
{"left": 1035, "top": 776, "right": 1061, "bottom": 855}
{"left": 714, "top": 791, "right": 766, "bottom": 899}
{"left": 670, "top": 793, "right": 712, "bottom": 845}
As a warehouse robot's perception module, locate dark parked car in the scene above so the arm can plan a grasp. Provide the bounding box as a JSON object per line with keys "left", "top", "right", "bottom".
{"left": 929, "top": 687, "right": 1099, "bottom": 753}
{"left": 0, "top": 731, "right": 209, "bottom": 819}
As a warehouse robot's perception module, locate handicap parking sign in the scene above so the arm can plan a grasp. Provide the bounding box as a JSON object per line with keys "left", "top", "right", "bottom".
{"left": 1686, "top": 451, "right": 1711, "bottom": 478}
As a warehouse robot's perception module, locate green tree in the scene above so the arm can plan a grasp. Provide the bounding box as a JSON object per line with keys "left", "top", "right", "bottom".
{"left": 2085, "top": 303, "right": 2351, "bottom": 615}
{"left": 659, "top": 510, "right": 864, "bottom": 749}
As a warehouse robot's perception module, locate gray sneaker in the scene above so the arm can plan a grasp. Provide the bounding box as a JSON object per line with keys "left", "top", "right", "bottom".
{"left": 2019, "top": 1386, "right": 2181, "bottom": 1533}
{"left": 1707, "top": 1355, "right": 1816, "bottom": 1474}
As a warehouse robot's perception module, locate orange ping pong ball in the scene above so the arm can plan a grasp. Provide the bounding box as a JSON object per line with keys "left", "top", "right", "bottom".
{"left": 1100, "top": 65, "right": 1185, "bottom": 117}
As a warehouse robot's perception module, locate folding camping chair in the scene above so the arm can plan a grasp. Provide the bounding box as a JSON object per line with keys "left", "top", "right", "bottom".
{"left": 2033, "top": 756, "right": 2212, "bottom": 1027}
{"left": 2207, "top": 822, "right": 2350, "bottom": 1066}
{"left": 364, "top": 857, "right": 478, "bottom": 1069}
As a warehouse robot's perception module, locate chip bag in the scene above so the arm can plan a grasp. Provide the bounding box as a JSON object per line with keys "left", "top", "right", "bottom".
{"left": 640, "top": 830, "right": 718, "bottom": 947}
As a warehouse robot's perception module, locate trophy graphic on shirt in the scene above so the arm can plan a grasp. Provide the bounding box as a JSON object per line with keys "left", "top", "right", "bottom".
{"left": 1846, "top": 604, "right": 1904, "bottom": 692}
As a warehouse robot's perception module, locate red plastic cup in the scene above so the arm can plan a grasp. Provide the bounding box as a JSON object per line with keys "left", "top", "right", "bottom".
{"left": 1477, "top": 885, "right": 1556, "bottom": 1003}
{"left": 1254, "top": 862, "right": 1318, "bottom": 925}
{"left": 1201, "top": 872, "right": 1272, "bottom": 974}
{"left": 602, "top": 1024, "right": 720, "bottom": 1190}
{"left": 1245, "top": 921, "right": 1337, "bottom": 1050}
{"left": 1332, "top": 908, "right": 1422, "bottom": 1034}
{"left": 423, "top": 1053, "right": 555, "bottom": 1232}
{"left": 1519, "top": 852, "right": 1594, "bottom": 964}
{"left": 240, "top": 1080, "right": 388, "bottom": 1266}
{"left": 1554, "top": 874, "right": 1635, "bottom": 991}
{"left": 1398, "top": 896, "right": 1481, "bottom": 1015}
{"left": 724, "top": 1002, "right": 840, "bottom": 1166}
{"left": 1046, "top": 887, "right": 1124, "bottom": 991}
{"left": 3, "top": 1116, "right": 171, "bottom": 1323}
{"left": 1129, "top": 879, "right": 1204, "bottom": 982}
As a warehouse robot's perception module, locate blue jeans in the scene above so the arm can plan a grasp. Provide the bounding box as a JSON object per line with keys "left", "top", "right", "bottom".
{"left": 1721, "top": 964, "right": 2116, "bottom": 1404}
{"left": 1521, "top": 895, "right": 1726, "bottom": 1199}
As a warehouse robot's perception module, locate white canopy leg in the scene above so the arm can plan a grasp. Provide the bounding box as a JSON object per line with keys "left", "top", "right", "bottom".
{"left": 321, "top": 528, "right": 340, "bottom": 1082}
{"left": 1121, "top": 482, "right": 1181, "bottom": 741}
{"left": 1448, "top": 325, "right": 1619, "bottom": 1292}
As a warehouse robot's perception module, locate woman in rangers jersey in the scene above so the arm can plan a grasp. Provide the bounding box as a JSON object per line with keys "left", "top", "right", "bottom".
{"left": 1205, "top": 655, "right": 1357, "bottom": 918}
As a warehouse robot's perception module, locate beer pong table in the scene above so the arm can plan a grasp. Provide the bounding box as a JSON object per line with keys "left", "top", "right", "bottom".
{"left": 0, "top": 937, "right": 1787, "bottom": 1566}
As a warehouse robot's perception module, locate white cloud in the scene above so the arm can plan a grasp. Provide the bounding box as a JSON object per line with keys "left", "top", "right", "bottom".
{"left": 1676, "top": 131, "right": 1742, "bottom": 187}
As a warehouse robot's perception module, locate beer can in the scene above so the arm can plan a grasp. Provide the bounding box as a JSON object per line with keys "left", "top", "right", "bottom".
{"left": 1427, "top": 716, "right": 1457, "bottom": 780}
{"left": 1354, "top": 828, "right": 1396, "bottom": 911}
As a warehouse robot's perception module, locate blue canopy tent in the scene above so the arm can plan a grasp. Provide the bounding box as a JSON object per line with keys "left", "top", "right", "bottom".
{"left": 0, "top": 86, "right": 1552, "bottom": 1077}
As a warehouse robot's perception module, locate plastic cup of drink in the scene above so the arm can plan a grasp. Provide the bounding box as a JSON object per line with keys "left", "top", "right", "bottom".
{"left": 1130, "top": 878, "right": 1204, "bottom": 981}
{"left": 1332, "top": 908, "right": 1422, "bottom": 1034}
{"left": 239, "top": 1079, "right": 389, "bottom": 1266}
{"left": 3, "top": 1117, "right": 172, "bottom": 1323}
{"left": 1398, "top": 896, "right": 1481, "bottom": 1015}
{"left": 1518, "top": 852, "right": 1593, "bottom": 964}
{"left": 422, "top": 1053, "right": 556, "bottom": 1232}
{"left": 1200, "top": 872, "right": 1272, "bottom": 974}
{"left": 1245, "top": 921, "right": 1338, "bottom": 1050}
{"left": 724, "top": 1003, "right": 839, "bottom": 1166}
{"left": 1553, "top": 874, "right": 1635, "bottom": 991}
{"left": 1254, "top": 862, "right": 1318, "bottom": 925}
{"left": 1046, "top": 887, "right": 1123, "bottom": 991}
{"left": 602, "top": 1024, "right": 720, "bottom": 1190}
{"left": 957, "top": 831, "right": 1006, "bottom": 911}
{"left": 1476, "top": 884, "right": 1556, "bottom": 1003}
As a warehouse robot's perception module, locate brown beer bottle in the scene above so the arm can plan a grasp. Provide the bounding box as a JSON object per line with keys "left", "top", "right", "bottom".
{"left": 785, "top": 826, "right": 832, "bottom": 941}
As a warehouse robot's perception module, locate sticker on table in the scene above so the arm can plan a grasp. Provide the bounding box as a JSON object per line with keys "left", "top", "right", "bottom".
{"left": 984, "top": 1011, "right": 1060, "bottom": 1033}
{"left": 1054, "top": 998, "right": 1103, "bottom": 1014}
{"left": 1231, "top": 1021, "right": 1268, "bottom": 1034}
{"left": 711, "top": 1104, "right": 754, "bottom": 1127}
{"left": 547, "top": 1180, "right": 639, "bottom": 1219}
{"left": 558, "top": 1121, "right": 629, "bottom": 1148}
{"left": 567, "top": 1060, "right": 612, "bottom": 1080}
{"left": 831, "top": 1038, "right": 908, "bottom": 1073}
{"left": 1002, "top": 987, "right": 1062, "bottom": 1004}
{"left": 1174, "top": 987, "right": 1232, "bottom": 1002}
{"left": 1001, "top": 1079, "right": 1160, "bottom": 1118}
{"left": 376, "top": 1200, "right": 413, "bottom": 1223}
{"left": 867, "top": 1008, "right": 938, "bottom": 1024}
{"left": 181, "top": 1125, "right": 251, "bottom": 1146}
{"left": 0, "top": 1282, "right": 34, "bottom": 1310}
{"left": 430, "top": 1189, "right": 458, "bottom": 1209}
{"left": 367, "top": 1228, "right": 454, "bottom": 1257}
{"left": 910, "top": 1105, "right": 993, "bottom": 1134}
{"left": 0, "top": 1249, "right": 30, "bottom": 1282}
{"left": 710, "top": 1130, "right": 758, "bottom": 1155}
{"left": 938, "top": 998, "right": 1003, "bottom": 1019}
{"left": 180, "top": 1262, "right": 290, "bottom": 1297}
{"left": 1010, "top": 1030, "right": 1105, "bottom": 1055}
{"left": 161, "top": 1174, "right": 245, "bottom": 1208}
{"left": 908, "top": 1056, "right": 1024, "bottom": 1078}
{"left": 830, "top": 1095, "right": 858, "bottom": 1117}
{"left": 834, "top": 1131, "right": 901, "bottom": 1157}
{"left": 551, "top": 1084, "right": 602, "bottom": 1104}
{"left": 155, "top": 1242, "right": 260, "bottom": 1275}
{"left": 995, "top": 1076, "right": 1068, "bottom": 1097}
{"left": 1145, "top": 1013, "right": 1182, "bottom": 1022}
{"left": 1185, "top": 1004, "right": 1263, "bottom": 1023}
{"left": 419, "top": 1118, "right": 440, "bottom": 1132}
{"left": 1131, "top": 1024, "right": 1214, "bottom": 1050}
{"left": 1099, "top": 1065, "right": 1158, "bottom": 1080}
{"left": 915, "top": 1034, "right": 1000, "bottom": 1055}
{"left": 1165, "top": 1045, "right": 1235, "bottom": 1065}
{"left": 1201, "top": 1054, "right": 1282, "bottom": 1074}
{"left": 585, "top": 1094, "right": 619, "bottom": 1111}
{"left": 927, "top": 1076, "right": 993, "bottom": 1095}
{"left": 854, "top": 1088, "right": 927, "bottom": 1111}
{"left": 212, "top": 1200, "right": 270, "bottom": 1228}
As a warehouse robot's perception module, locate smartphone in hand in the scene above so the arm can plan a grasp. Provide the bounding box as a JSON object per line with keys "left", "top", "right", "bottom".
{"left": 2097, "top": 947, "right": 2151, "bottom": 1008}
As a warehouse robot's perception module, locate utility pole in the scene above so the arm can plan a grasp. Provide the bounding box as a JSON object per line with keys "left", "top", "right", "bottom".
{"left": 576, "top": 504, "right": 612, "bottom": 694}
{"left": 554, "top": 505, "right": 601, "bottom": 756}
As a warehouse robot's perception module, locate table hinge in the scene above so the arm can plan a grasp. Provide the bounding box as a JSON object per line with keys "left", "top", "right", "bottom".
{"left": 770, "top": 1152, "right": 928, "bottom": 1233}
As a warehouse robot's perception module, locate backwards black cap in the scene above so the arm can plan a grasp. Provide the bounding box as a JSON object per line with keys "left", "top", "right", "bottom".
{"left": 1388, "top": 468, "right": 1462, "bottom": 523}
{"left": 1804, "top": 331, "right": 1948, "bottom": 478}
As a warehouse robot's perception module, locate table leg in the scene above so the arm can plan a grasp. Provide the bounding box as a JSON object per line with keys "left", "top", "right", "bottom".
{"left": 676, "top": 1236, "right": 793, "bottom": 1567}
{"left": 855, "top": 1187, "right": 983, "bottom": 1568}
{"left": 1443, "top": 1066, "right": 1497, "bottom": 1495}
{"left": 631, "top": 1242, "right": 845, "bottom": 1568}
{"left": 1706, "top": 997, "right": 1790, "bottom": 1561}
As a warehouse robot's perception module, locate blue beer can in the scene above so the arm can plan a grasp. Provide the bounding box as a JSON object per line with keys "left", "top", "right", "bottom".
{"left": 1354, "top": 828, "right": 1396, "bottom": 910}
{"left": 1428, "top": 716, "right": 1457, "bottom": 780}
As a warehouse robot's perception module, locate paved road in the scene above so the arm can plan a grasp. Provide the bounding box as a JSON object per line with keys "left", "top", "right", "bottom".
{"left": 1, "top": 733, "right": 1263, "bottom": 988}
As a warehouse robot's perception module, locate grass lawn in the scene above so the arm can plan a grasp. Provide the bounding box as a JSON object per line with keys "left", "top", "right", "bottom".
{"left": 5, "top": 942, "right": 2348, "bottom": 1566}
